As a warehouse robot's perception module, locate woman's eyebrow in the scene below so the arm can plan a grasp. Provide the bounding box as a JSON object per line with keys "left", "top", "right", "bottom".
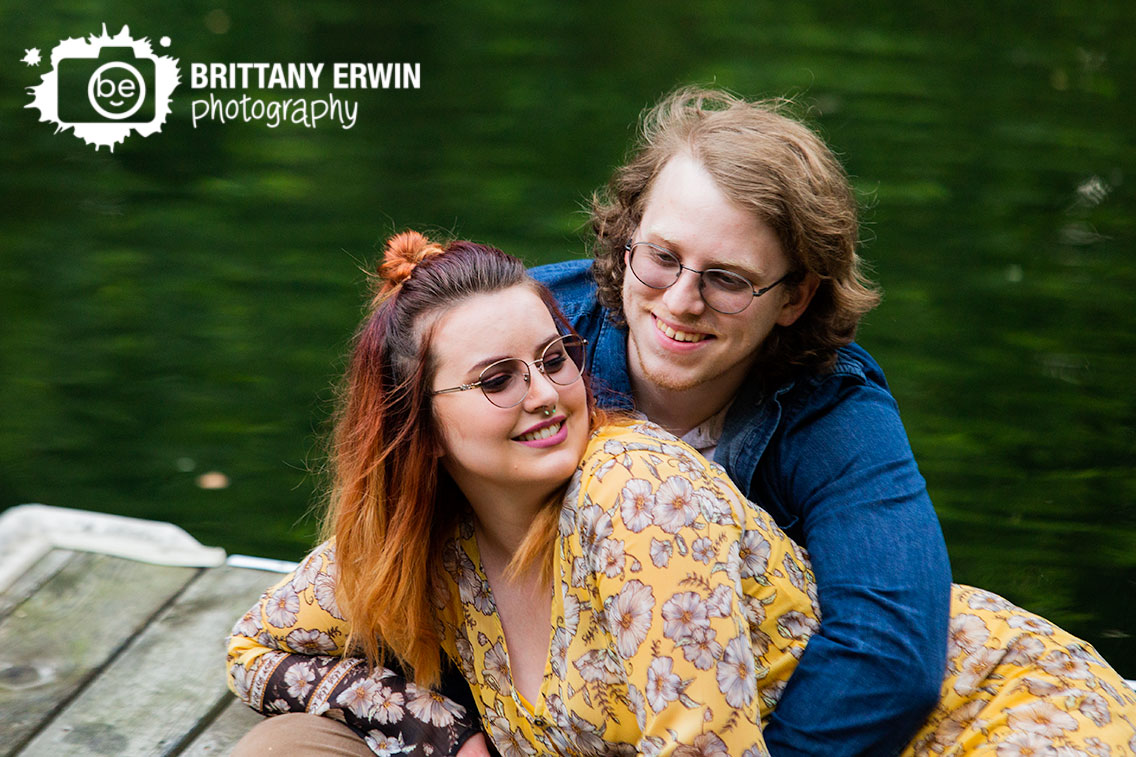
{"left": 535, "top": 333, "right": 562, "bottom": 355}
{"left": 468, "top": 354, "right": 511, "bottom": 373}
{"left": 466, "top": 334, "right": 560, "bottom": 373}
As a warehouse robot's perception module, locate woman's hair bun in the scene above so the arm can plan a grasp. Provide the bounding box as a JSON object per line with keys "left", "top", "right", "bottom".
{"left": 373, "top": 230, "right": 445, "bottom": 300}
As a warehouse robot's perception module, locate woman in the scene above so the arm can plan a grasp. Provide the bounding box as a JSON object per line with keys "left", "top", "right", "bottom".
{"left": 228, "top": 231, "right": 1136, "bottom": 756}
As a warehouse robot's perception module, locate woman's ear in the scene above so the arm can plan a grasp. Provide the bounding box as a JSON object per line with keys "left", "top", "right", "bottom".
{"left": 775, "top": 272, "right": 820, "bottom": 327}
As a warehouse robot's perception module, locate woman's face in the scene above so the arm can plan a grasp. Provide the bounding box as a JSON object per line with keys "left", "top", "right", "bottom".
{"left": 429, "top": 285, "right": 590, "bottom": 509}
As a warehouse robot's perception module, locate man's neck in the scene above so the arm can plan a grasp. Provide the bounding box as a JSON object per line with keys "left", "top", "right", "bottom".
{"left": 630, "top": 373, "right": 738, "bottom": 438}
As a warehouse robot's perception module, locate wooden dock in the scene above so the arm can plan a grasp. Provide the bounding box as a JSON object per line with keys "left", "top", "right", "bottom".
{"left": 3, "top": 504, "right": 1133, "bottom": 756}
{"left": 0, "top": 505, "right": 289, "bottom": 756}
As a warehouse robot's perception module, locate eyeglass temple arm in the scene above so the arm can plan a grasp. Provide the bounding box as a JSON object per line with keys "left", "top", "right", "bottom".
{"left": 431, "top": 385, "right": 476, "bottom": 396}
{"left": 754, "top": 272, "right": 794, "bottom": 297}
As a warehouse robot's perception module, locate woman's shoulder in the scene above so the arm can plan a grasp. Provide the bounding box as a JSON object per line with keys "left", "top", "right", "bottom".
{"left": 582, "top": 418, "right": 724, "bottom": 477}
{"left": 561, "top": 420, "right": 754, "bottom": 570}
{"left": 570, "top": 419, "right": 744, "bottom": 523}
{"left": 280, "top": 539, "right": 341, "bottom": 602}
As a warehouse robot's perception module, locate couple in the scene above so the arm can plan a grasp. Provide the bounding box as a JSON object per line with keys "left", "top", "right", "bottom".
{"left": 227, "top": 88, "right": 1136, "bottom": 756}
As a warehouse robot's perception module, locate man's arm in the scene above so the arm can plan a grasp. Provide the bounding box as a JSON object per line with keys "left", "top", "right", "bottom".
{"left": 757, "top": 378, "right": 951, "bottom": 756}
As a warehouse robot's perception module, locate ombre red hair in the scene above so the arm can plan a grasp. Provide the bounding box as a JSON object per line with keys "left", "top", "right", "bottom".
{"left": 322, "top": 231, "right": 587, "bottom": 686}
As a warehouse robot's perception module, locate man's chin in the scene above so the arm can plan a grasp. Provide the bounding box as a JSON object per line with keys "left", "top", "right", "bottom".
{"left": 647, "top": 374, "right": 704, "bottom": 392}
{"left": 636, "top": 355, "right": 707, "bottom": 393}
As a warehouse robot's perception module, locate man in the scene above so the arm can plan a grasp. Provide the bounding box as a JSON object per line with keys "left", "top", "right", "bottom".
{"left": 530, "top": 86, "right": 951, "bottom": 755}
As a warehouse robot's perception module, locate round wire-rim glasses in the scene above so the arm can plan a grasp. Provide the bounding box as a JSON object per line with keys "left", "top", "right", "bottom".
{"left": 430, "top": 334, "right": 587, "bottom": 408}
{"left": 625, "top": 241, "right": 792, "bottom": 315}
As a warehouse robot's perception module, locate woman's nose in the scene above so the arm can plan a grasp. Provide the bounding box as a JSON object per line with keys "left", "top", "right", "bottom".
{"left": 524, "top": 365, "right": 561, "bottom": 410}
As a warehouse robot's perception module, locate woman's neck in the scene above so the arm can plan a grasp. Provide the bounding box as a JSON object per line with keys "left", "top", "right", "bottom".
{"left": 458, "top": 481, "right": 548, "bottom": 562}
{"left": 472, "top": 507, "right": 534, "bottom": 565}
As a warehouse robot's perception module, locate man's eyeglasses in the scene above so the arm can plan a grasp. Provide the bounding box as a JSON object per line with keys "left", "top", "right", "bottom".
{"left": 431, "top": 335, "right": 587, "bottom": 408}
{"left": 625, "top": 241, "right": 793, "bottom": 315}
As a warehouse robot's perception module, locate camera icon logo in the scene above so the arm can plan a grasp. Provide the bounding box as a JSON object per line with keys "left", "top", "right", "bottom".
{"left": 27, "top": 25, "right": 180, "bottom": 151}
{"left": 58, "top": 48, "right": 155, "bottom": 124}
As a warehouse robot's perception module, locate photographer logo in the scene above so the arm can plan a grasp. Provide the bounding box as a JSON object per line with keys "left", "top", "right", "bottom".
{"left": 26, "top": 24, "right": 180, "bottom": 151}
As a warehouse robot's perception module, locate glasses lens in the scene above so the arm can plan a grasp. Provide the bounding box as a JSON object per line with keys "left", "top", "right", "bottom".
{"left": 541, "top": 336, "right": 585, "bottom": 386}
{"left": 478, "top": 358, "right": 530, "bottom": 408}
{"left": 701, "top": 269, "right": 754, "bottom": 314}
{"left": 629, "top": 244, "right": 680, "bottom": 289}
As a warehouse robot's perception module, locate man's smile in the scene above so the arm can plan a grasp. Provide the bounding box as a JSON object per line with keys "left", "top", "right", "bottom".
{"left": 653, "top": 314, "right": 713, "bottom": 345}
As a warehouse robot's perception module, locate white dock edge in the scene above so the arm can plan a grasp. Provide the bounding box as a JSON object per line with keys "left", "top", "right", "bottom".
{"left": 0, "top": 504, "right": 226, "bottom": 592}
{"left": 226, "top": 553, "right": 298, "bottom": 573}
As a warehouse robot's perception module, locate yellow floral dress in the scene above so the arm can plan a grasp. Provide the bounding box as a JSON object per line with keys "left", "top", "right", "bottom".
{"left": 434, "top": 420, "right": 1136, "bottom": 756}
{"left": 228, "top": 420, "right": 1136, "bottom": 756}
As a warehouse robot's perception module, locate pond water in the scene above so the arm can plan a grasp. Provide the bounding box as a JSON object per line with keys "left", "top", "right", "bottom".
{"left": 2, "top": 3, "right": 1133, "bottom": 675}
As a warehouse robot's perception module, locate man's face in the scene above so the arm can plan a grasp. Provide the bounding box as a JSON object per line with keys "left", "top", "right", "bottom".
{"left": 622, "top": 153, "right": 805, "bottom": 397}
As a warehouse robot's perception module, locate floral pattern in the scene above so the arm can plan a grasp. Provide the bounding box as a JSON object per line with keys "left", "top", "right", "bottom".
{"left": 226, "top": 541, "right": 478, "bottom": 756}
{"left": 905, "top": 585, "right": 1136, "bottom": 755}
{"left": 431, "top": 421, "right": 1136, "bottom": 756}
{"left": 229, "top": 421, "right": 1136, "bottom": 756}
{"left": 433, "top": 420, "right": 817, "bottom": 756}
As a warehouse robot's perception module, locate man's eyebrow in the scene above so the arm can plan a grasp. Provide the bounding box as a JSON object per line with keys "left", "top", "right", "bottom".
{"left": 641, "top": 233, "right": 680, "bottom": 252}
{"left": 640, "top": 234, "right": 768, "bottom": 282}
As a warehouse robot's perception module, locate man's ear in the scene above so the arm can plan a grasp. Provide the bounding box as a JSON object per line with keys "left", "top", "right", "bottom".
{"left": 775, "top": 272, "right": 820, "bottom": 327}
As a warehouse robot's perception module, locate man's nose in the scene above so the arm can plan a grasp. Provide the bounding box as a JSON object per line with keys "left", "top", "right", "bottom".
{"left": 661, "top": 268, "right": 706, "bottom": 317}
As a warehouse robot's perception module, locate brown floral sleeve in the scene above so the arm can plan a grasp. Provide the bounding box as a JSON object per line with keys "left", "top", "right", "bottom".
{"left": 226, "top": 541, "right": 480, "bottom": 756}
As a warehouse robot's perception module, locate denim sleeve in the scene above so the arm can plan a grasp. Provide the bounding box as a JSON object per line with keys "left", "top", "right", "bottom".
{"left": 758, "top": 379, "right": 952, "bottom": 756}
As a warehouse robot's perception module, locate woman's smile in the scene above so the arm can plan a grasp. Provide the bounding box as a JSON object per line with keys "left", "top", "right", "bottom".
{"left": 513, "top": 415, "right": 568, "bottom": 446}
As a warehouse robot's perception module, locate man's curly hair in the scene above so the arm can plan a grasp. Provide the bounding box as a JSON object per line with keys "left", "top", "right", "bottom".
{"left": 590, "top": 86, "right": 880, "bottom": 389}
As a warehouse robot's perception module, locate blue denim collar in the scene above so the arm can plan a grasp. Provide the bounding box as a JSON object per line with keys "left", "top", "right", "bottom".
{"left": 586, "top": 309, "right": 635, "bottom": 411}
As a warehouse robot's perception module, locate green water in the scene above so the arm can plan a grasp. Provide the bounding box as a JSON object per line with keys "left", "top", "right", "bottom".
{"left": 2, "top": 2, "right": 1133, "bottom": 675}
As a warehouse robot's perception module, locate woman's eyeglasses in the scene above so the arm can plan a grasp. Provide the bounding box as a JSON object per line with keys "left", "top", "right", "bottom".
{"left": 431, "top": 335, "right": 587, "bottom": 408}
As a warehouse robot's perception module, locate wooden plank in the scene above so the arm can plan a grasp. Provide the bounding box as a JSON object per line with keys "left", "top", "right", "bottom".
{"left": 0, "top": 553, "right": 197, "bottom": 756}
{"left": 0, "top": 549, "right": 76, "bottom": 622}
{"left": 17, "top": 565, "right": 276, "bottom": 757}
{"left": 178, "top": 697, "right": 265, "bottom": 757}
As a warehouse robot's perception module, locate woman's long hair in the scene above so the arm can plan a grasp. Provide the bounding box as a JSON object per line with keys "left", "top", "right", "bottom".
{"left": 322, "top": 230, "right": 584, "bottom": 686}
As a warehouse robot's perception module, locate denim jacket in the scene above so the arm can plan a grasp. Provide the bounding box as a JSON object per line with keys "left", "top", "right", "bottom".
{"left": 533, "top": 259, "right": 952, "bottom": 756}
